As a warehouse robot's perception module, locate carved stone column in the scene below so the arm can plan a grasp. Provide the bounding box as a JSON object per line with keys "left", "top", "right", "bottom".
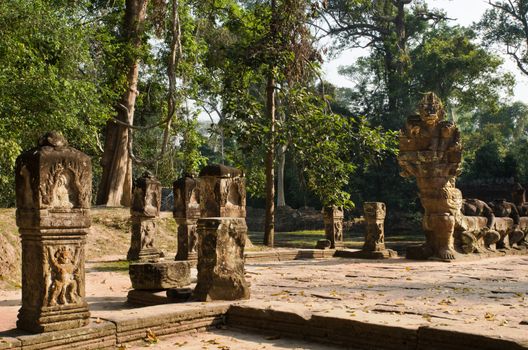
{"left": 173, "top": 175, "right": 200, "bottom": 261}
{"left": 127, "top": 171, "right": 163, "bottom": 261}
{"left": 193, "top": 164, "right": 250, "bottom": 301}
{"left": 15, "top": 132, "right": 91, "bottom": 333}
{"left": 323, "top": 206, "right": 344, "bottom": 249}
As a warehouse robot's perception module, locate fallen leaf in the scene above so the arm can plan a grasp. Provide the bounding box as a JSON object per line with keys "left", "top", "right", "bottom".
{"left": 485, "top": 312, "right": 495, "bottom": 321}
{"left": 144, "top": 328, "right": 159, "bottom": 344}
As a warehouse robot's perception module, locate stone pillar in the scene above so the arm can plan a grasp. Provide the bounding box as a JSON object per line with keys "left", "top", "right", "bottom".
{"left": 193, "top": 164, "right": 250, "bottom": 301}
{"left": 362, "top": 202, "right": 397, "bottom": 258}
{"left": 173, "top": 175, "right": 200, "bottom": 261}
{"left": 15, "top": 132, "right": 91, "bottom": 333}
{"left": 323, "top": 206, "right": 344, "bottom": 249}
{"left": 127, "top": 171, "right": 163, "bottom": 261}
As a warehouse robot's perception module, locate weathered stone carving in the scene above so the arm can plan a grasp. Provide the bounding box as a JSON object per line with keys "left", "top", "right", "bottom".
{"left": 323, "top": 206, "right": 344, "bottom": 249}
{"left": 193, "top": 164, "right": 250, "bottom": 301}
{"left": 173, "top": 175, "right": 200, "bottom": 261}
{"left": 488, "top": 199, "right": 525, "bottom": 248}
{"left": 340, "top": 202, "right": 397, "bottom": 259}
{"left": 363, "top": 202, "right": 386, "bottom": 252}
{"left": 127, "top": 171, "right": 163, "bottom": 261}
{"left": 456, "top": 198, "right": 501, "bottom": 253}
{"left": 15, "top": 131, "right": 91, "bottom": 333}
{"left": 398, "top": 93, "right": 463, "bottom": 260}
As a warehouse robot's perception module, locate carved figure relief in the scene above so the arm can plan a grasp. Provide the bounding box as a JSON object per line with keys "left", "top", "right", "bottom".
{"left": 141, "top": 221, "right": 156, "bottom": 249}
{"left": 334, "top": 221, "right": 343, "bottom": 241}
{"left": 45, "top": 246, "right": 82, "bottom": 306}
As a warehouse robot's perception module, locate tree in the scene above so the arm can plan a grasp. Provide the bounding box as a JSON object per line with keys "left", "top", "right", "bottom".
{"left": 97, "top": 0, "right": 150, "bottom": 207}
{"left": 478, "top": 0, "right": 528, "bottom": 77}
{"left": 321, "top": 0, "right": 448, "bottom": 128}
{"left": 218, "top": 0, "right": 319, "bottom": 246}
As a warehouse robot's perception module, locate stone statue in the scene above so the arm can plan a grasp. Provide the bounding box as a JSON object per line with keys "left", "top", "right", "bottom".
{"left": 398, "top": 92, "right": 463, "bottom": 260}
{"left": 458, "top": 198, "right": 500, "bottom": 252}
{"left": 488, "top": 199, "right": 525, "bottom": 248}
{"left": 512, "top": 183, "right": 528, "bottom": 216}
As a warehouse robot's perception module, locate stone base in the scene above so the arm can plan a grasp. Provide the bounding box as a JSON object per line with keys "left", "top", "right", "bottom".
{"left": 129, "top": 261, "right": 191, "bottom": 290}
{"left": 335, "top": 249, "right": 397, "bottom": 259}
{"left": 315, "top": 239, "right": 331, "bottom": 249}
{"left": 127, "top": 247, "right": 163, "bottom": 262}
{"left": 127, "top": 288, "right": 193, "bottom": 306}
{"left": 175, "top": 251, "right": 197, "bottom": 262}
{"left": 17, "top": 304, "right": 90, "bottom": 333}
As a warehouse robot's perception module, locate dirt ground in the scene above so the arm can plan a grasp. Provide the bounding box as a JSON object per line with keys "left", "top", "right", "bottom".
{"left": 1, "top": 254, "right": 527, "bottom": 347}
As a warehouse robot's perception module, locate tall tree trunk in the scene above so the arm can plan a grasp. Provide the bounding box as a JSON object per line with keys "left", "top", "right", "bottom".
{"left": 276, "top": 143, "right": 287, "bottom": 207}
{"left": 96, "top": 0, "right": 149, "bottom": 207}
{"left": 263, "top": 72, "right": 276, "bottom": 247}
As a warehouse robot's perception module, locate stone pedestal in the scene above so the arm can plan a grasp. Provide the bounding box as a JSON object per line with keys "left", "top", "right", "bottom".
{"left": 129, "top": 261, "right": 191, "bottom": 290}
{"left": 193, "top": 164, "right": 250, "bottom": 301}
{"left": 15, "top": 132, "right": 91, "bottom": 333}
{"left": 193, "top": 218, "right": 250, "bottom": 301}
{"left": 173, "top": 175, "right": 200, "bottom": 261}
{"left": 127, "top": 172, "right": 163, "bottom": 261}
{"left": 323, "top": 206, "right": 344, "bottom": 249}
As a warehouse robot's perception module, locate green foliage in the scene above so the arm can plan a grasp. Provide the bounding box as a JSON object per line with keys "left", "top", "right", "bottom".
{"left": 0, "top": 0, "right": 112, "bottom": 206}
{"left": 477, "top": 0, "right": 528, "bottom": 77}
{"left": 412, "top": 25, "right": 514, "bottom": 114}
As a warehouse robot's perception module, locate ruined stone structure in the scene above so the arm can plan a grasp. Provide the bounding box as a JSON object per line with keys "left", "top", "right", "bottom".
{"left": 398, "top": 93, "right": 463, "bottom": 260}
{"left": 193, "top": 164, "right": 250, "bottom": 301}
{"left": 323, "top": 206, "right": 344, "bottom": 249}
{"left": 127, "top": 171, "right": 163, "bottom": 261}
{"left": 15, "top": 132, "right": 91, "bottom": 332}
{"left": 173, "top": 175, "right": 200, "bottom": 261}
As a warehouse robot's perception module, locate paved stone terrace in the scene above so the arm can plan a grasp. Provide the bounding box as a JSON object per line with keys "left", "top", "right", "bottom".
{"left": 1, "top": 252, "right": 527, "bottom": 348}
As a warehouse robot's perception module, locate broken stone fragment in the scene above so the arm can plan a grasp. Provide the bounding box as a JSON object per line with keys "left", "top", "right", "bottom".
{"left": 193, "top": 217, "right": 250, "bottom": 301}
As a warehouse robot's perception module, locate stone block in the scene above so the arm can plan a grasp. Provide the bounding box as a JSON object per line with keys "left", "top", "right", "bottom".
{"left": 129, "top": 261, "right": 191, "bottom": 290}
{"left": 198, "top": 164, "right": 246, "bottom": 218}
{"left": 173, "top": 175, "right": 200, "bottom": 220}
{"left": 130, "top": 171, "right": 161, "bottom": 218}
{"left": 193, "top": 218, "right": 250, "bottom": 301}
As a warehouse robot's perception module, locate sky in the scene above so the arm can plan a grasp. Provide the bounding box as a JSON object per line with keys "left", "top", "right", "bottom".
{"left": 322, "top": 0, "right": 528, "bottom": 103}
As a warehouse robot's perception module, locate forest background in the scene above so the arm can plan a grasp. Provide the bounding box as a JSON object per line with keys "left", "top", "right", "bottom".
{"left": 1, "top": 0, "right": 528, "bottom": 244}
